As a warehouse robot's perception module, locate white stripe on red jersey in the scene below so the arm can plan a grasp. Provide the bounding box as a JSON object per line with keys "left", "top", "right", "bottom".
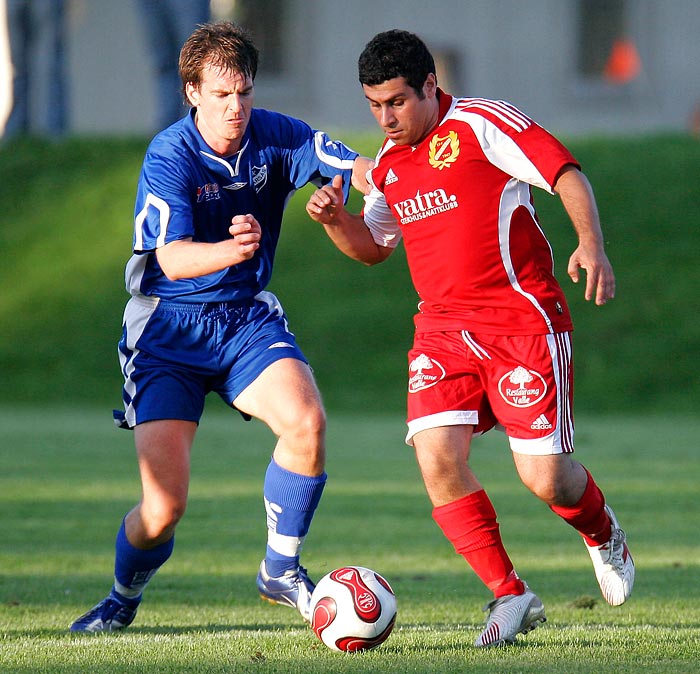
{"left": 454, "top": 98, "right": 532, "bottom": 132}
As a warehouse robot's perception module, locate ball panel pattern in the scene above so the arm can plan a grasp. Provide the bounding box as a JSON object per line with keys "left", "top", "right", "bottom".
{"left": 309, "top": 566, "right": 397, "bottom": 653}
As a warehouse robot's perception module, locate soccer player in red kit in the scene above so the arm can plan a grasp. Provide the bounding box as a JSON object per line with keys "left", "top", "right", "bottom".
{"left": 306, "top": 29, "right": 635, "bottom": 647}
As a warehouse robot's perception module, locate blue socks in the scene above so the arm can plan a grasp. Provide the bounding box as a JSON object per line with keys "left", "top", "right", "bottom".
{"left": 263, "top": 458, "right": 326, "bottom": 577}
{"left": 109, "top": 458, "right": 325, "bottom": 603}
{"left": 112, "top": 518, "right": 174, "bottom": 603}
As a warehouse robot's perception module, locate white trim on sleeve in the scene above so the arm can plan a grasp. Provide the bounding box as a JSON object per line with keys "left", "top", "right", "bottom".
{"left": 134, "top": 193, "right": 171, "bottom": 250}
{"left": 363, "top": 185, "right": 402, "bottom": 248}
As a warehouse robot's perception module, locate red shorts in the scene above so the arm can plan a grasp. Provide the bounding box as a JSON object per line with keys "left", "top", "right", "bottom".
{"left": 405, "top": 330, "right": 575, "bottom": 455}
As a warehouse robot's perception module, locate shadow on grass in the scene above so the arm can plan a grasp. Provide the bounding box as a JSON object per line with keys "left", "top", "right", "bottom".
{"left": 3, "top": 563, "right": 699, "bottom": 637}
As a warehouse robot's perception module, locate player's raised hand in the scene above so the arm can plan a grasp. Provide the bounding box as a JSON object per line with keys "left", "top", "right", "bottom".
{"left": 567, "top": 244, "right": 616, "bottom": 305}
{"left": 306, "top": 174, "right": 345, "bottom": 225}
{"left": 229, "top": 213, "right": 261, "bottom": 261}
{"left": 555, "top": 167, "right": 615, "bottom": 306}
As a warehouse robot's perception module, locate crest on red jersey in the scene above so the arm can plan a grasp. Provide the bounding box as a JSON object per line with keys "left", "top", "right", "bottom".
{"left": 428, "top": 131, "right": 460, "bottom": 170}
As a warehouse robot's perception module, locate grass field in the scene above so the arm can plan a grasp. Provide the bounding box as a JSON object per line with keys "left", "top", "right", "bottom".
{"left": 1, "top": 131, "right": 698, "bottom": 672}
{"left": 1, "top": 406, "right": 698, "bottom": 673}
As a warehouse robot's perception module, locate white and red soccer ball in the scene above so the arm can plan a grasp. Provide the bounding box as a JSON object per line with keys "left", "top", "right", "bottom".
{"left": 309, "top": 566, "right": 397, "bottom": 652}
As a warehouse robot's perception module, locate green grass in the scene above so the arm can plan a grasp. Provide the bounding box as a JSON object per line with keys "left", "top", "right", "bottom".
{"left": 1, "top": 131, "right": 698, "bottom": 671}
{"left": 0, "top": 134, "right": 699, "bottom": 414}
{"left": 1, "top": 407, "right": 698, "bottom": 673}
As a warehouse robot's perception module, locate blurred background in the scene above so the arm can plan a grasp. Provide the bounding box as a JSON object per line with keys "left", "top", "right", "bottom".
{"left": 0, "top": 0, "right": 698, "bottom": 417}
{"left": 2, "top": 0, "right": 700, "bottom": 138}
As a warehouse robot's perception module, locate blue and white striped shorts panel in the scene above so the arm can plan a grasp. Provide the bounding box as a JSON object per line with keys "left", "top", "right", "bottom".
{"left": 115, "top": 292, "right": 307, "bottom": 428}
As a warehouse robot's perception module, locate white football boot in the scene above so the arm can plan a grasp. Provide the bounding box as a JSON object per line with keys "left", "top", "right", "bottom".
{"left": 475, "top": 584, "right": 546, "bottom": 647}
{"left": 585, "top": 505, "right": 635, "bottom": 606}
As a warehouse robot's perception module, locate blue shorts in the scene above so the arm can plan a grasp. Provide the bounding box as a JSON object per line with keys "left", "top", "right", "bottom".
{"left": 114, "top": 291, "right": 307, "bottom": 429}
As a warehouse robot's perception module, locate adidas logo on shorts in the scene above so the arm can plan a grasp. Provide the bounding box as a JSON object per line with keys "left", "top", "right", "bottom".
{"left": 530, "top": 414, "right": 553, "bottom": 430}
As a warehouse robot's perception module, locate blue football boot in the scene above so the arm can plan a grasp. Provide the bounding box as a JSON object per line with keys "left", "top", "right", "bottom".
{"left": 70, "top": 591, "right": 140, "bottom": 632}
{"left": 256, "top": 561, "right": 315, "bottom": 622}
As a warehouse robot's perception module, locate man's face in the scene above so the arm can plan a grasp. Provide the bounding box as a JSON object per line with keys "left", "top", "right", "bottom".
{"left": 186, "top": 63, "right": 254, "bottom": 155}
{"left": 362, "top": 74, "right": 438, "bottom": 146}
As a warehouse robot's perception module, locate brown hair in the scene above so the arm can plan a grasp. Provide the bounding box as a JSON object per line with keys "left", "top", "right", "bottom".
{"left": 179, "top": 21, "right": 259, "bottom": 96}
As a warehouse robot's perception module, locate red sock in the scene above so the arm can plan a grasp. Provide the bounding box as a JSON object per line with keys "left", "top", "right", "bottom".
{"left": 432, "top": 490, "right": 524, "bottom": 598}
{"left": 549, "top": 467, "right": 611, "bottom": 546}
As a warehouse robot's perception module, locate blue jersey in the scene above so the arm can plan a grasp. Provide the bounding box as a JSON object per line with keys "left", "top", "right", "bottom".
{"left": 125, "top": 107, "right": 358, "bottom": 302}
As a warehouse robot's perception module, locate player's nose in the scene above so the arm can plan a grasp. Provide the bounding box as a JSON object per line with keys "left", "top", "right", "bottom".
{"left": 380, "top": 106, "right": 396, "bottom": 127}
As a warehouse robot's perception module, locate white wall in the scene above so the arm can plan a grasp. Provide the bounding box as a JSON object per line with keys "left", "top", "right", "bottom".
{"left": 5, "top": 0, "right": 698, "bottom": 138}
{"left": 68, "top": 0, "right": 157, "bottom": 134}
{"left": 289, "top": 0, "right": 700, "bottom": 137}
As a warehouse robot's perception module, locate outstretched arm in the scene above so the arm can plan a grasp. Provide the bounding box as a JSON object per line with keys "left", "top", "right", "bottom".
{"left": 306, "top": 174, "right": 393, "bottom": 266}
{"left": 555, "top": 165, "right": 615, "bottom": 305}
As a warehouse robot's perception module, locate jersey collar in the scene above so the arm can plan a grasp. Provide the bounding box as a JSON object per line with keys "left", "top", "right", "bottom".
{"left": 436, "top": 88, "right": 454, "bottom": 128}
{"left": 182, "top": 107, "right": 251, "bottom": 178}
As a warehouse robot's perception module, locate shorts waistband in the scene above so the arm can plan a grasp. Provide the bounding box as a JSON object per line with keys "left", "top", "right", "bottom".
{"left": 161, "top": 299, "right": 255, "bottom": 314}
{"left": 129, "top": 294, "right": 256, "bottom": 314}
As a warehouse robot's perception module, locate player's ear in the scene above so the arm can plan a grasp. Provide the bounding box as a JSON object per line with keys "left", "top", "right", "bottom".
{"left": 424, "top": 73, "right": 437, "bottom": 98}
{"left": 185, "top": 82, "right": 200, "bottom": 106}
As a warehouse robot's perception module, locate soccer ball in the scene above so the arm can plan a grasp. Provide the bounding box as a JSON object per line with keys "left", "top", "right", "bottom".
{"left": 309, "top": 566, "right": 397, "bottom": 652}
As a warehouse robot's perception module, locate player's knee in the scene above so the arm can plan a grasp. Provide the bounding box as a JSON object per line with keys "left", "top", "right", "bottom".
{"left": 525, "top": 476, "right": 579, "bottom": 506}
{"left": 274, "top": 405, "right": 326, "bottom": 474}
{"left": 534, "top": 482, "right": 563, "bottom": 505}
{"left": 305, "top": 404, "right": 327, "bottom": 439}
{"left": 141, "top": 500, "right": 187, "bottom": 541}
{"left": 283, "top": 404, "right": 326, "bottom": 445}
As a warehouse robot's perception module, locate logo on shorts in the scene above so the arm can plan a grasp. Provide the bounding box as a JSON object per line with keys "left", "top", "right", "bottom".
{"left": 408, "top": 353, "right": 446, "bottom": 393}
{"left": 498, "top": 366, "right": 547, "bottom": 408}
{"left": 268, "top": 342, "right": 294, "bottom": 349}
{"left": 530, "top": 414, "right": 553, "bottom": 430}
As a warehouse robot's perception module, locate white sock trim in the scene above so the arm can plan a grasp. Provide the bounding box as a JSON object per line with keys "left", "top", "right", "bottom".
{"left": 267, "top": 531, "right": 304, "bottom": 558}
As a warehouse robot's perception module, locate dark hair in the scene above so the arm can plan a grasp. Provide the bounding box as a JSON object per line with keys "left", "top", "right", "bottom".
{"left": 179, "top": 21, "right": 259, "bottom": 95}
{"left": 358, "top": 30, "right": 436, "bottom": 96}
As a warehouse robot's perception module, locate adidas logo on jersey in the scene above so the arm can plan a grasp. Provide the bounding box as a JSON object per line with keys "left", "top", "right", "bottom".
{"left": 530, "top": 414, "right": 553, "bottom": 430}
{"left": 385, "top": 168, "right": 398, "bottom": 185}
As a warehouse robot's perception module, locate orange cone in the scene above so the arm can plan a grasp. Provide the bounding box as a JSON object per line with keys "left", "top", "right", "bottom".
{"left": 604, "top": 38, "right": 641, "bottom": 84}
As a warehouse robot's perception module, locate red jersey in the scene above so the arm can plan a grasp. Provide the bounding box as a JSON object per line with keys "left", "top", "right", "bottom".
{"left": 363, "top": 91, "right": 578, "bottom": 335}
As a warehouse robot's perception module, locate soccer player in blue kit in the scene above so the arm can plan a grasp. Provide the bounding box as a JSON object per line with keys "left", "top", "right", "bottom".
{"left": 70, "top": 21, "right": 371, "bottom": 632}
